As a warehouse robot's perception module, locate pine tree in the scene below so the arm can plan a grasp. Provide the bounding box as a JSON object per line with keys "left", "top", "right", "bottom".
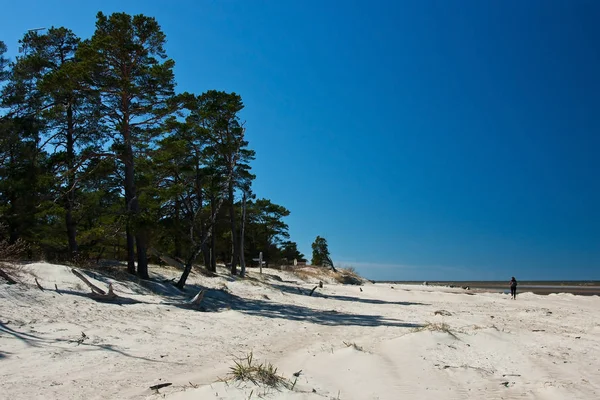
{"left": 79, "top": 12, "right": 178, "bottom": 278}
{"left": 196, "top": 91, "right": 255, "bottom": 275}
{"left": 311, "top": 236, "right": 330, "bottom": 267}
{"left": 12, "top": 28, "right": 103, "bottom": 258}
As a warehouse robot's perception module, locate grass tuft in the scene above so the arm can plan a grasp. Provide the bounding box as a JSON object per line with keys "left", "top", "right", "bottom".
{"left": 414, "top": 322, "right": 460, "bottom": 340}
{"left": 342, "top": 341, "right": 364, "bottom": 351}
{"left": 227, "top": 352, "right": 289, "bottom": 389}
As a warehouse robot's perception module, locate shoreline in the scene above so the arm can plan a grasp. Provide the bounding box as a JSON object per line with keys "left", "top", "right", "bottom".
{"left": 377, "top": 281, "right": 600, "bottom": 296}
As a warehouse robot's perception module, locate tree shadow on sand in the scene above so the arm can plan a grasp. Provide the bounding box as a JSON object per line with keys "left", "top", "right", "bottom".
{"left": 175, "top": 289, "right": 425, "bottom": 328}
{"left": 266, "top": 282, "right": 431, "bottom": 307}
{"left": 0, "top": 321, "right": 178, "bottom": 364}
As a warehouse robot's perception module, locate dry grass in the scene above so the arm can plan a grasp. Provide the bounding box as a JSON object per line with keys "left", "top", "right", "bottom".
{"left": 414, "top": 322, "right": 460, "bottom": 339}
{"left": 292, "top": 267, "right": 323, "bottom": 282}
{"left": 334, "top": 272, "right": 362, "bottom": 285}
{"left": 227, "top": 352, "right": 290, "bottom": 389}
{"left": 343, "top": 341, "right": 364, "bottom": 351}
{"left": 291, "top": 266, "right": 365, "bottom": 286}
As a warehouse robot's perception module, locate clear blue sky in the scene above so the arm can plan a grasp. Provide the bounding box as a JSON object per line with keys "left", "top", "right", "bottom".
{"left": 2, "top": 1, "right": 599, "bottom": 281}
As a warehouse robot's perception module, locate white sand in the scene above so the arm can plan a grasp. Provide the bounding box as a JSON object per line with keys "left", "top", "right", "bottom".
{"left": 1, "top": 262, "right": 599, "bottom": 400}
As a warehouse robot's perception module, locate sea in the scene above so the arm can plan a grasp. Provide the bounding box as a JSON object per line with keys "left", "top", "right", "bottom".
{"left": 376, "top": 281, "right": 600, "bottom": 296}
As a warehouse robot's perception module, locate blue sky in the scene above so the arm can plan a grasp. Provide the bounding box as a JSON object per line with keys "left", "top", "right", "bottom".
{"left": 2, "top": 1, "right": 599, "bottom": 281}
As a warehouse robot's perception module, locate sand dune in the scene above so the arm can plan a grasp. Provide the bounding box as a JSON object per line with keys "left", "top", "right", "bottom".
{"left": 1, "top": 262, "right": 599, "bottom": 399}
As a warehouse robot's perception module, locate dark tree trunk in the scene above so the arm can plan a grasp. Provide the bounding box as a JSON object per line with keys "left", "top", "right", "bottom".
{"left": 228, "top": 181, "right": 238, "bottom": 275}
{"left": 64, "top": 103, "right": 78, "bottom": 258}
{"left": 209, "top": 196, "right": 217, "bottom": 272}
{"left": 125, "top": 221, "right": 136, "bottom": 274}
{"left": 136, "top": 231, "right": 149, "bottom": 279}
{"left": 176, "top": 194, "right": 225, "bottom": 288}
{"left": 123, "top": 123, "right": 138, "bottom": 275}
{"left": 239, "top": 191, "right": 247, "bottom": 277}
{"left": 173, "top": 185, "right": 182, "bottom": 259}
{"left": 202, "top": 242, "right": 210, "bottom": 268}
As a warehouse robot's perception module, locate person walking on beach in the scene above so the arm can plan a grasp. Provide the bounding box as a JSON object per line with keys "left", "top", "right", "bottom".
{"left": 510, "top": 277, "right": 518, "bottom": 299}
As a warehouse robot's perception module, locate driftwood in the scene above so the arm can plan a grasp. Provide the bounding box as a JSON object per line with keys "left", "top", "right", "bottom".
{"left": 189, "top": 290, "right": 205, "bottom": 306}
{"left": 150, "top": 382, "right": 172, "bottom": 391}
{"left": 71, "top": 268, "right": 106, "bottom": 295}
{"left": 0, "top": 267, "right": 17, "bottom": 284}
{"left": 309, "top": 285, "right": 318, "bottom": 296}
{"left": 89, "top": 283, "right": 118, "bottom": 301}
{"left": 71, "top": 268, "right": 119, "bottom": 302}
{"left": 149, "top": 248, "right": 185, "bottom": 269}
{"left": 160, "top": 289, "right": 207, "bottom": 310}
{"left": 35, "top": 277, "right": 45, "bottom": 291}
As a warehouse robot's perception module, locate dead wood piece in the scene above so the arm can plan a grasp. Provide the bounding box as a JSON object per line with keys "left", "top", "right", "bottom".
{"left": 88, "top": 283, "right": 118, "bottom": 301}
{"left": 55, "top": 283, "right": 62, "bottom": 295}
{"left": 150, "top": 382, "right": 172, "bottom": 391}
{"left": 434, "top": 310, "right": 452, "bottom": 316}
{"left": 0, "top": 267, "right": 18, "bottom": 284}
{"left": 149, "top": 248, "right": 185, "bottom": 269}
{"left": 71, "top": 268, "right": 106, "bottom": 295}
{"left": 77, "top": 332, "right": 88, "bottom": 345}
{"left": 309, "top": 285, "right": 318, "bottom": 296}
{"left": 189, "top": 289, "right": 205, "bottom": 306}
{"left": 35, "top": 277, "right": 45, "bottom": 291}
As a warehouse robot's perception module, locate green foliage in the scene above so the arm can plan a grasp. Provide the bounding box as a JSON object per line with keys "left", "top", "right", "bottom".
{"left": 280, "top": 241, "right": 306, "bottom": 263}
{"left": 0, "top": 41, "right": 9, "bottom": 83}
{"left": 0, "top": 12, "right": 302, "bottom": 278}
{"left": 311, "top": 235, "right": 330, "bottom": 266}
{"left": 243, "top": 199, "right": 290, "bottom": 266}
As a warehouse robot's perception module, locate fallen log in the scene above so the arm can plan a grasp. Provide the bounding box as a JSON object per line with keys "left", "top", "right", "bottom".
{"left": 71, "top": 269, "right": 106, "bottom": 295}
{"left": 189, "top": 289, "right": 205, "bottom": 306}
{"left": 149, "top": 247, "right": 185, "bottom": 270}
{"left": 0, "top": 267, "right": 17, "bottom": 284}
{"left": 88, "top": 283, "right": 118, "bottom": 301}
{"left": 70, "top": 269, "right": 142, "bottom": 304}
{"left": 160, "top": 289, "right": 206, "bottom": 310}
{"left": 150, "top": 382, "right": 172, "bottom": 391}
{"left": 35, "top": 277, "right": 45, "bottom": 291}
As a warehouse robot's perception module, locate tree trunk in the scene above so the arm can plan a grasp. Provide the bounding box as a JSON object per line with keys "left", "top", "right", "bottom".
{"left": 174, "top": 188, "right": 182, "bottom": 259}
{"left": 123, "top": 123, "right": 138, "bottom": 275}
{"left": 209, "top": 196, "right": 217, "bottom": 272}
{"left": 228, "top": 180, "right": 238, "bottom": 275}
{"left": 64, "top": 102, "right": 78, "bottom": 258}
{"left": 239, "top": 191, "right": 247, "bottom": 277}
{"left": 136, "top": 231, "right": 149, "bottom": 279}
{"left": 125, "top": 216, "right": 136, "bottom": 274}
{"left": 202, "top": 242, "right": 210, "bottom": 268}
{"left": 176, "top": 194, "right": 226, "bottom": 288}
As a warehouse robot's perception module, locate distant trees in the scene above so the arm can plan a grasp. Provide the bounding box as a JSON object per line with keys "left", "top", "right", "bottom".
{"left": 311, "top": 236, "right": 329, "bottom": 266}
{"left": 0, "top": 12, "right": 306, "bottom": 287}
{"left": 280, "top": 241, "right": 306, "bottom": 263}
{"left": 310, "top": 235, "right": 336, "bottom": 271}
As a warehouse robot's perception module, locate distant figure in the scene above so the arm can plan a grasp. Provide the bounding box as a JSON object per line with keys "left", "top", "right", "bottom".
{"left": 510, "top": 277, "right": 518, "bottom": 299}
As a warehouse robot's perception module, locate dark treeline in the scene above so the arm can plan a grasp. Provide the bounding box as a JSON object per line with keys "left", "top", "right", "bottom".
{"left": 0, "top": 12, "right": 306, "bottom": 287}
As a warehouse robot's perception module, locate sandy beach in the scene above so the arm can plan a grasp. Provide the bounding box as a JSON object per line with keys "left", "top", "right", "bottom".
{"left": 1, "top": 263, "right": 599, "bottom": 400}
